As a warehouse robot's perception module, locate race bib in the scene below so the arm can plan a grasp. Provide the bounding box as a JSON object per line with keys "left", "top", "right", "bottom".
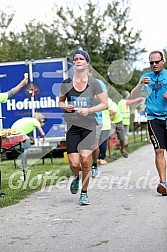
{"left": 71, "top": 96, "right": 90, "bottom": 108}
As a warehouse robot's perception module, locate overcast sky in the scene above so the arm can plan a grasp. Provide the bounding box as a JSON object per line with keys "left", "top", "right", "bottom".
{"left": 1, "top": 0, "right": 167, "bottom": 69}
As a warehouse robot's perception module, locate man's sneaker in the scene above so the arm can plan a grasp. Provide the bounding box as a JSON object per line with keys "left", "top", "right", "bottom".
{"left": 92, "top": 166, "right": 98, "bottom": 177}
{"left": 121, "top": 151, "right": 128, "bottom": 158}
{"left": 79, "top": 193, "right": 90, "bottom": 206}
{"left": 70, "top": 176, "right": 79, "bottom": 194}
{"left": 157, "top": 182, "right": 167, "bottom": 195}
{"left": 109, "top": 155, "right": 117, "bottom": 160}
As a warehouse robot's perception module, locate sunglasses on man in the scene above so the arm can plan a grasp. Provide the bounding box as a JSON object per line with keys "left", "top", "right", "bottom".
{"left": 149, "top": 59, "right": 163, "bottom": 65}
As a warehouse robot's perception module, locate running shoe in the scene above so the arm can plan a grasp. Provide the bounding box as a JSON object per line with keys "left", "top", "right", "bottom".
{"left": 157, "top": 182, "right": 167, "bottom": 195}
{"left": 70, "top": 176, "right": 79, "bottom": 194}
{"left": 79, "top": 193, "right": 90, "bottom": 205}
{"left": 92, "top": 166, "right": 98, "bottom": 177}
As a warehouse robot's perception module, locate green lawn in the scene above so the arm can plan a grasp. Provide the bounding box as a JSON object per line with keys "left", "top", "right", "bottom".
{"left": 0, "top": 133, "right": 150, "bottom": 208}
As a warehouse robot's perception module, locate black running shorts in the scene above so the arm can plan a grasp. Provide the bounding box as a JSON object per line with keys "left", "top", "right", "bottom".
{"left": 66, "top": 125, "right": 96, "bottom": 153}
{"left": 148, "top": 119, "right": 167, "bottom": 150}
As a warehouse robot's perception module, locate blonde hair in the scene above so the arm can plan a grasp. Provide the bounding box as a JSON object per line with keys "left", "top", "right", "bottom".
{"left": 34, "top": 112, "right": 45, "bottom": 124}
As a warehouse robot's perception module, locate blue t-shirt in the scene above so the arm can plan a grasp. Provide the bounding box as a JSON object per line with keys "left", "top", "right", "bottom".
{"left": 95, "top": 79, "right": 107, "bottom": 123}
{"left": 139, "top": 69, "right": 167, "bottom": 120}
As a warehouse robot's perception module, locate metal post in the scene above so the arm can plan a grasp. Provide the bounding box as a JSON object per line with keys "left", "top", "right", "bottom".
{"left": 29, "top": 60, "right": 37, "bottom": 140}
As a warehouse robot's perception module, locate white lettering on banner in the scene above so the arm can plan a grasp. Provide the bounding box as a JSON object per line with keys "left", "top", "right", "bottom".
{"left": 6, "top": 96, "right": 58, "bottom": 111}
{"left": 17, "top": 101, "right": 24, "bottom": 110}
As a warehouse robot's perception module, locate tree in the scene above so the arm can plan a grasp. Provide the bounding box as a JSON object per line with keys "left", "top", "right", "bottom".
{"left": 53, "top": 0, "right": 146, "bottom": 90}
{"left": 0, "top": 10, "right": 15, "bottom": 61}
{"left": 101, "top": 0, "right": 146, "bottom": 91}
{"left": 54, "top": 2, "right": 106, "bottom": 69}
{"left": 20, "top": 19, "right": 71, "bottom": 59}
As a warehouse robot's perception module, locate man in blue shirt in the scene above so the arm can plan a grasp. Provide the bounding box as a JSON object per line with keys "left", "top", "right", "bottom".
{"left": 131, "top": 50, "right": 167, "bottom": 196}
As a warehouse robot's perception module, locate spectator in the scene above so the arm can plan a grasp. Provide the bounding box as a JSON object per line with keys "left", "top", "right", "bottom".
{"left": 11, "top": 112, "right": 46, "bottom": 167}
{"left": 98, "top": 97, "right": 113, "bottom": 164}
{"left": 0, "top": 77, "right": 28, "bottom": 103}
{"left": 118, "top": 90, "right": 145, "bottom": 148}
{"left": 107, "top": 123, "right": 117, "bottom": 160}
{"left": 108, "top": 100, "right": 128, "bottom": 158}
